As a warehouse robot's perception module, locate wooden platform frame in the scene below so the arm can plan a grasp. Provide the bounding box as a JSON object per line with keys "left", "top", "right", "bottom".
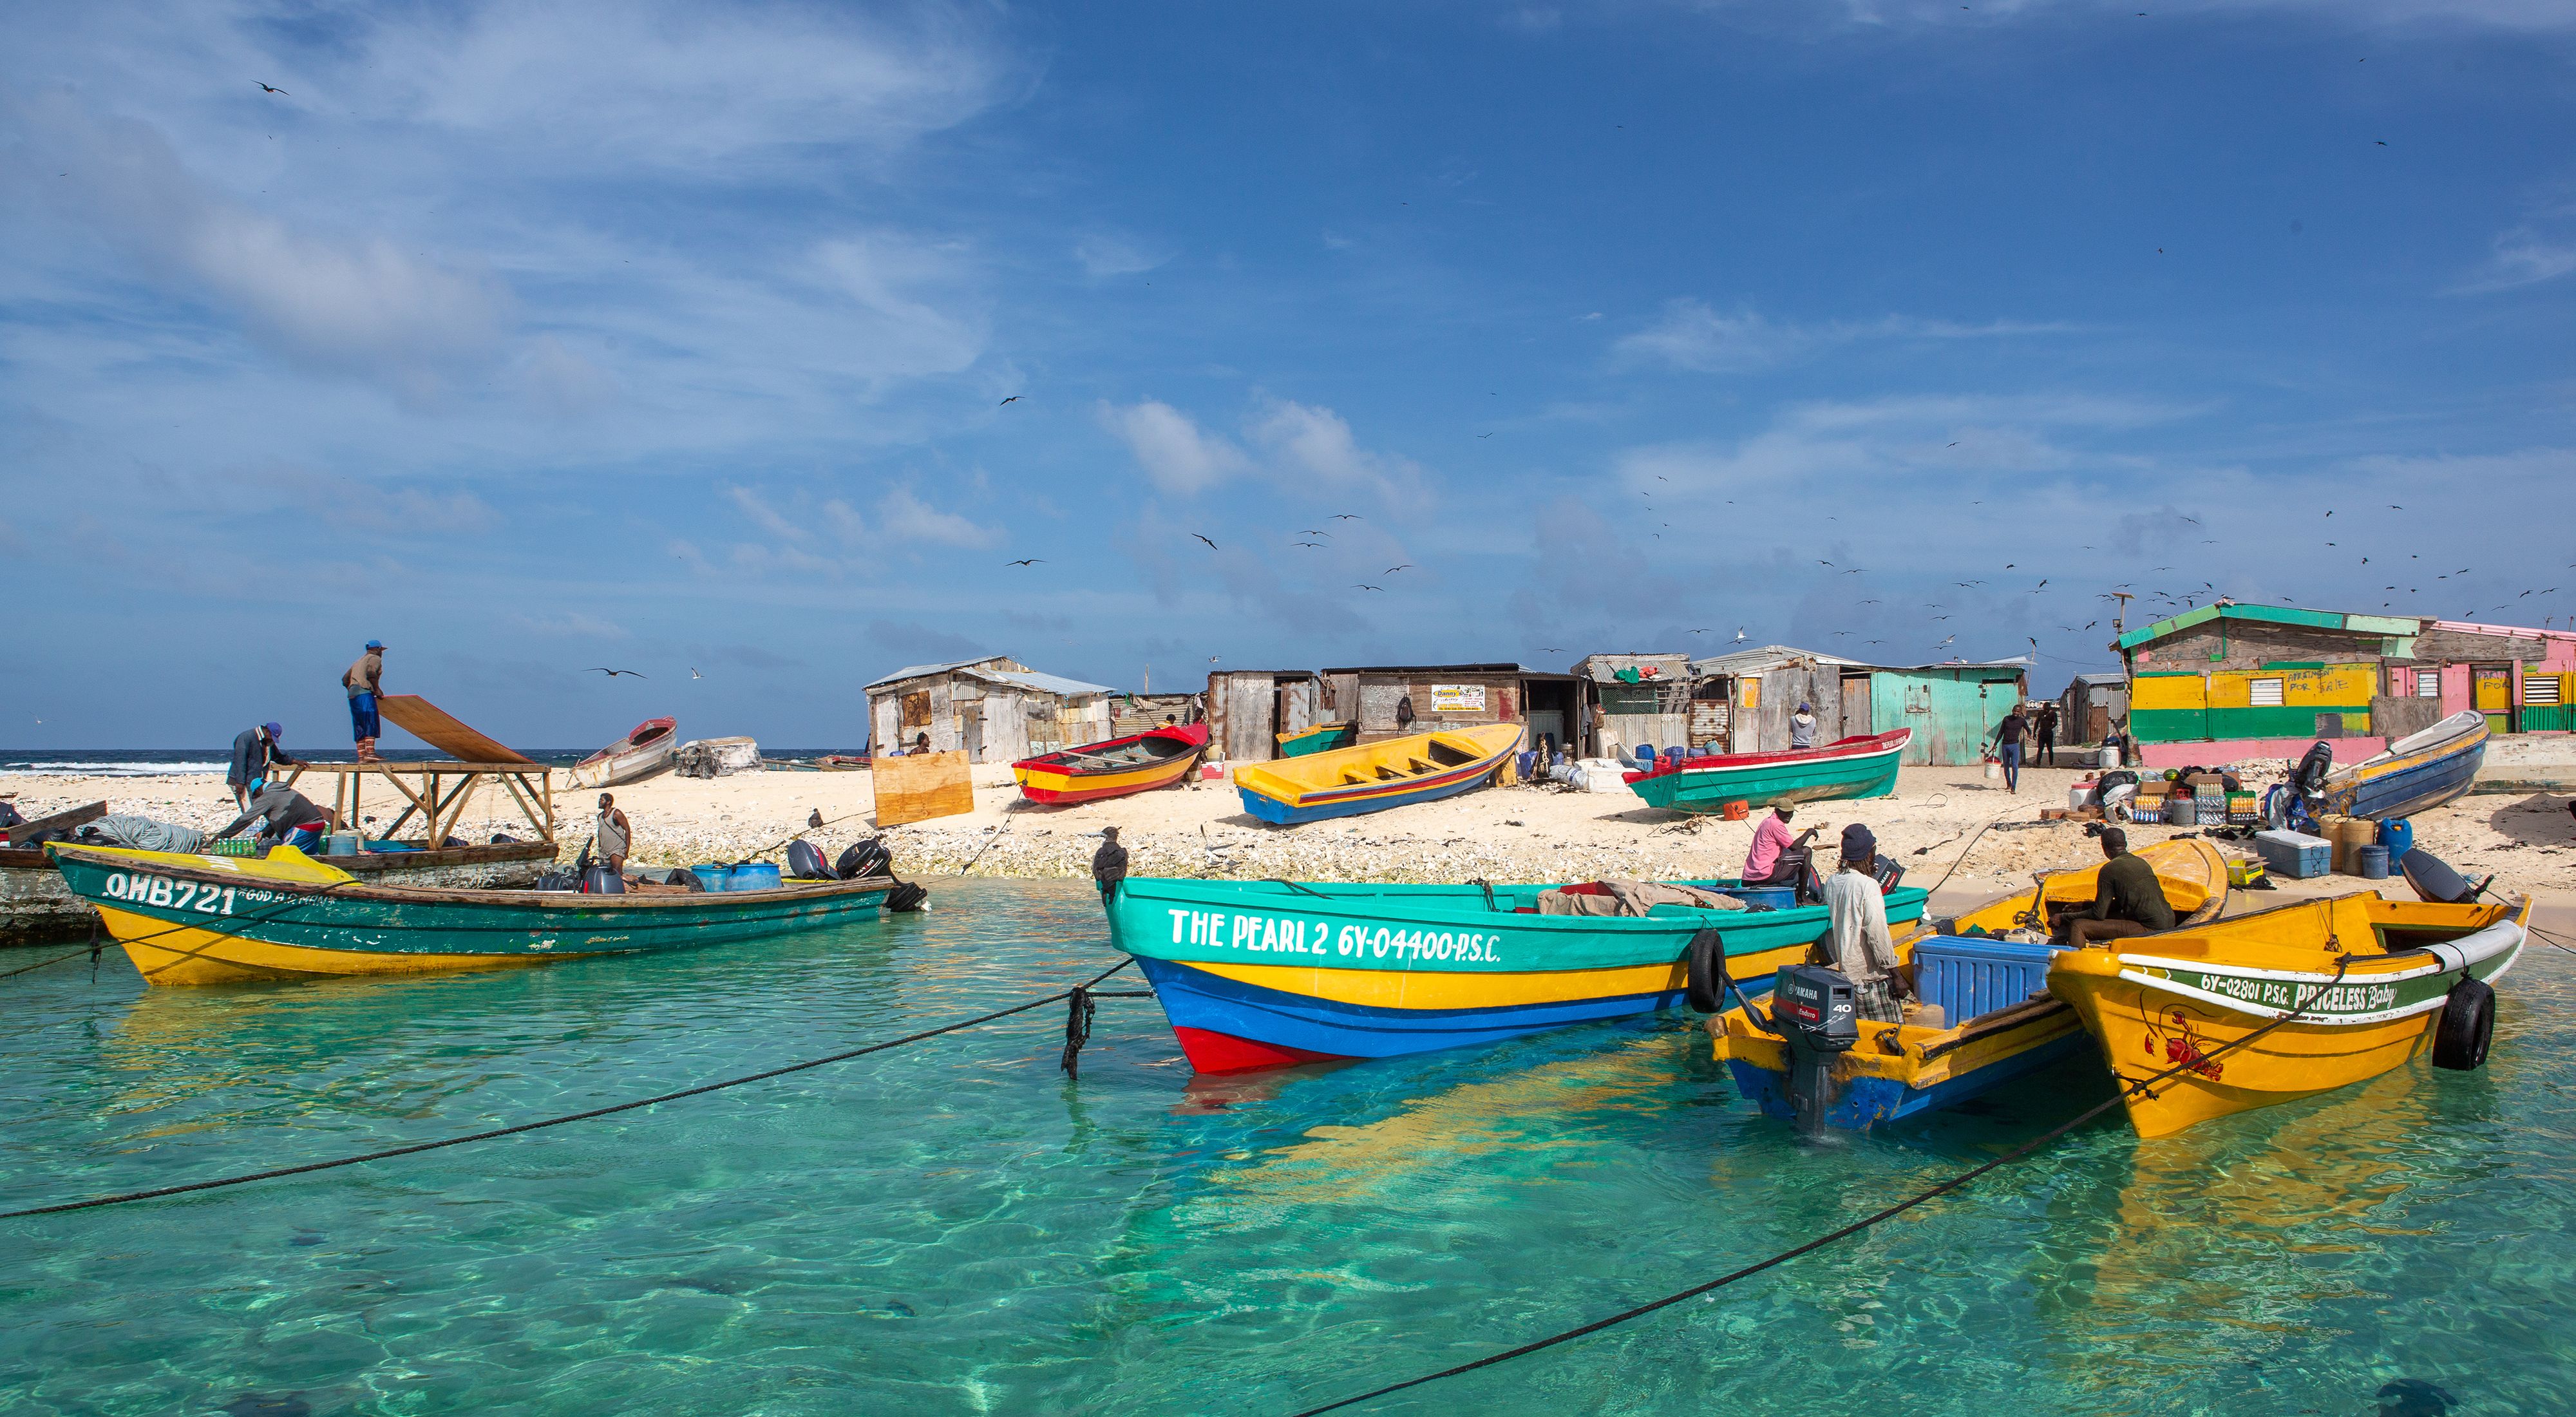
{"left": 280, "top": 762, "right": 557, "bottom": 846}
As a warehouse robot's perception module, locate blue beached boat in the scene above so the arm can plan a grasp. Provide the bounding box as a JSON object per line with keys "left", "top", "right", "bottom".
{"left": 1229, "top": 724, "right": 1522, "bottom": 825}
{"left": 1107, "top": 874, "right": 1928, "bottom": 1071}
{"left": 2319, "top": 710, "right": 2488, "bottom": 821}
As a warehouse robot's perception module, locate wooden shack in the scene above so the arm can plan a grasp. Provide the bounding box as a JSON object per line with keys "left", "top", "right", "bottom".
{"left": 865, "top": 657, "right": 1119, "bottom": 765}
{"left": 1573, "top": 652, "right": 1690, "bottom": 759}
{"left": 2059, "top": 671, "right": 2128, "bottom": 746}
{"left": 1204, "top": 671, "right": 1325, "bottom": 765}
{"left": 1684, "top": 647, "right": 2026, "bottom": 765}
{"left": 1316, "top": 663, "right": 1578, "bottom": 750}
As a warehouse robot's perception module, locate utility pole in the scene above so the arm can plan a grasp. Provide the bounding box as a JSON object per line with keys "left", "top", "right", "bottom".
{"left": 2110, "top": 591, "right": 2134, "bottom": 636}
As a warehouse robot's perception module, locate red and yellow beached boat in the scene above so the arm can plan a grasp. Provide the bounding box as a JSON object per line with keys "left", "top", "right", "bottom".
{"left": 1012, "top": 724, "right": 1208, "bottom": 805}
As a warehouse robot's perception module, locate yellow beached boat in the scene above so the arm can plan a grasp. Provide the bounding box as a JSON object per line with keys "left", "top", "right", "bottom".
{"left": 2049, "top": 890, "right": 2526, "bottom": 1137}
{"left": 1712, "top": 839, "right": 2226, "bottom": 1129}
{"left": 1231, "top": 723, "right": 1523, "bottom": 824}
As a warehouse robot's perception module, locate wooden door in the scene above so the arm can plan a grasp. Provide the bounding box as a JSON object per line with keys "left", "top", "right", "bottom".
{"left": 1840, "top": 676, "right": 1871, "bottom": 744}
{"left": 2474, "top": 665, "right": 2512, "bottom": 733}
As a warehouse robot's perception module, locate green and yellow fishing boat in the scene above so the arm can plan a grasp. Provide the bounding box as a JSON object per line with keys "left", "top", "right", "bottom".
{"left": 47, "top": 843, "right": 900, "bottom": 985}
{"left": 1273, "top": 721, "right": 1359, "bottom": 757}
{"left": 1623, "top": 730, "right": 1909, "bottom": 814}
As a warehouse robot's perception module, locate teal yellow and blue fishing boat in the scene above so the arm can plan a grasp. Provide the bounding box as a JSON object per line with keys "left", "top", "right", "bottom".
{"left": 1108, "top": 873, "right": 1929, "bottom": 1071}
{"left": 1623, "top": 730, "right": 1909, "bottom": 815}
{"left": 1274, "top": 721, "right": 1359, "bottom": 757}
{"left": 1231, "top": 723, "right": 1522, "bottom": 824}
{"left": 47, "top": 842, "right": 899, "bottom": 985}
{"left": 2318, "top": 708, "right": 2488, "bottom": 821}
{"left": 1711, "top": 839, "right": 2226, "bottom": 1129}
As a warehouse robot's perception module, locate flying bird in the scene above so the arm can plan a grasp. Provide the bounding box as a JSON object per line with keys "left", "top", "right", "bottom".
{"left": 1190, "top": 533, "right": 1218, "bottom": 550}
{"left": 587, "top": 667, "right": 647, "bottom": 678}
{"left": 1332, "top": 513, "right": 1363, "bottom": 520}
{"left": 258, "top": 82, "right": 288, "bottom": 94}
{"left": 1295, "top": 542, "right": 1324, "bottom": 548}
{"left": 998, "top": 395, "right": 1021, "bottom": 406}
{"left": 690, "top": 668, "right": 703, "bottom": 680}
{"left": 1734, "top": 629, "right": 1748, "bottom": 642}
{"left": 1385, "top": 565, "right": 1413, "bottom": 574}
{"left": 1006, "top": 558, "right": 1044, "bottom": 566}
{"left": 1300, "top": 529, "right": 1331, "bottom": 536}
{"left": 1354, "top": 584, "right": 1384, "bottom": 591}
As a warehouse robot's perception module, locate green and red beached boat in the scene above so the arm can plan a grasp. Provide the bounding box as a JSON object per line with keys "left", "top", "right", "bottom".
{"left": 1622, "top": 729, "right": 1910, "bottom": 815}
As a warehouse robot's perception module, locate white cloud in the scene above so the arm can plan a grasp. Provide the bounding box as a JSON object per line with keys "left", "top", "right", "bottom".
{"left": 1690, "top": 0, "right": 2576, "bottom": 32}
{"left": 810, "top": 234, "right": 987, "bottom": 377}
{"left": 1099, "top": 400, "right": 1249, "bottom": 495}
{"left": 1249, "top": 399, "right": 1428, "bottom": 504}
{"left": 878, "top": 486, "right": 1001, "bottom": 548}
{"left": 514, "top": 611, "right": 630, "bottom": 639}
{"left": 1614, "top": 300, "right": 2073, "bottom": 374}
{"left": 21, "top": 93, "right": 513, "bottom": 401}
{"left": 726, "top": 484, "right": 812, "bottom": 543}
{"left": 1074, "top": 236, "right": 1168, "bottom": 279}
{"left": 2455, "top": 222, "right": 2576, "bottom": 294}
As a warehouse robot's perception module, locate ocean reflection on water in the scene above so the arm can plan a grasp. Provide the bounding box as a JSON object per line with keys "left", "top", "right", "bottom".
{"left": 3, "top": 879, "right": 2570, "bottom": 1415}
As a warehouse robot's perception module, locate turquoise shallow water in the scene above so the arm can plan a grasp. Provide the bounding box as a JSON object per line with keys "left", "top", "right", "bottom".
{"left": 4, "top": 879, "right": 2573, "bottom": 1415}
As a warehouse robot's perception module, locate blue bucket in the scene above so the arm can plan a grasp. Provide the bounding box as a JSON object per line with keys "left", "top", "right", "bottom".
{"left": 728, "top": 863, "right": 782, "bottom": 893}
{"left": 1724, "top": 886, "right": 1796, "bottom": 910}
{"left": 693, "top": 864, "right": 732, "bottom": 891}
{"left": 2356, "top": 845, "right": 2391, "bottom": 880}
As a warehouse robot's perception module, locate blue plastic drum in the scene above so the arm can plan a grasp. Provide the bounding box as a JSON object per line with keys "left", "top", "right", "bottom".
{"left": 693, "top": 864, "right": 732, "bottom": 891}
{"left": 728, "top": 863, "right": 782, "bottom": 893}
{"left": 2376, "top": 817, "right": 2414, "bottom": 864}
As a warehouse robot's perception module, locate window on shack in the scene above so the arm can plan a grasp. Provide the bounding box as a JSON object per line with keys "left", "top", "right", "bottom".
{"left": 2249, "top": 678, "right": 2285, "bottom": 707}
{"left": 900, "top": 690, "right": 933, "bottom": 727}
{"left": 2415, "top": 670, "right": 2441, "bottom": 699}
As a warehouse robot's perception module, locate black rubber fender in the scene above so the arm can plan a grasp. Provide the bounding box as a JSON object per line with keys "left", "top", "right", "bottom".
{"left": 1684, "top": 928, "right": 1728, "bottom": 1013}
{"left": 2432, "top": 977, "right": 2495, "bottom": 1071}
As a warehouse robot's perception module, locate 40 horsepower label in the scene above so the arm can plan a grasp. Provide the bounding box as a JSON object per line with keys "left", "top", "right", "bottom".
{"left": 1162, "top": 908, "right": 1505, "bottom": 965}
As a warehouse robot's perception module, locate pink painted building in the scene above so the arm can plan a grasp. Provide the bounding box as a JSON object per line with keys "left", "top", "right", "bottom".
{"left": 2414, "top": 621, "right": 2576, "bottom": 734}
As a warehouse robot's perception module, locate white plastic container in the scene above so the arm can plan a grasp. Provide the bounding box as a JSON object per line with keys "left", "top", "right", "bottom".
{"left": 2069, "top": 783, "right": 2099, "bottom": 810}
{"left": 2098, "top": 742, "right": 2123, "bottom": 769}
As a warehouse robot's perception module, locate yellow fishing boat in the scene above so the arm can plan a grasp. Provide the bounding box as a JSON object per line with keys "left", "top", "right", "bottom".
{"left": 1712, "top": 839, "right": 2226, "bottom": 1130}
{"left": 1230, "top": 723, "right": 1523, "bottom": 824}
{"left": 2049, "top": 891, "right": 2526, "bottom": 1137}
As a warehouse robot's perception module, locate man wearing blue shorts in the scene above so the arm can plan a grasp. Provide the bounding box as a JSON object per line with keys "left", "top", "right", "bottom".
{"left": 343, "top": 640, "right": 386, "bottom": 763}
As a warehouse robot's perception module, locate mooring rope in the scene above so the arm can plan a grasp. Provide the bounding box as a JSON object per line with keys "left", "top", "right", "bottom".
{"left": 1287, "top": 953, "right": 2363, "bottom": 1416}
{"left": 2, "top": 956, "right": 1139, "bottom": 1220}
{"left": 0, "top": 944, "right": 97, "bottom": 980}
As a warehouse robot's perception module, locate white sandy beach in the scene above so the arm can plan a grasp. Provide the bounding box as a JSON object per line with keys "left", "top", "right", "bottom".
{"left": 9, "top": 748, "right": 2572, "bottom": 897}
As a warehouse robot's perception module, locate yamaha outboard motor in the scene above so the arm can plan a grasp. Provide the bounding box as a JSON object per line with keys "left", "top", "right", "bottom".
{"left": 835, "top": 837, "right": 894, "bottom": 881}
{"left": 2400, "top": 848, "right": 2488, "bottom": 905}
{"left": 786, "top": 839, "right": 834, "bottom": 880}
{"left": 581, "top": 864, "right": 625, "bottom": 895}
{"left": 1770, "top": 963, "right": 1858, "bottom": 1135}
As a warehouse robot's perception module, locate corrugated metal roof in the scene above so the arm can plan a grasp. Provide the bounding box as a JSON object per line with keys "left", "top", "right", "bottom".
{"left": 864, "top": 656, "right": 1011, "bottom": 690}
{"left": 2070, "top": 670, "right": 2127, "bottom": 686}
{"left": 2113, "top": 602, "right": 2423, "bottom": 651}
{"left": 1572, "top": 652, "right": 1689, "bottom": 683}
{"left": 1685, "top": 644, "right": 1862, "bottom": 677}
{"left": 971, "top": 667, "right": 1118, "bottom": 699}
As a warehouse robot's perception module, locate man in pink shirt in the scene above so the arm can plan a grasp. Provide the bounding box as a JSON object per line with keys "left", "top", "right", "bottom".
{"left": 1741, "top": 804, "right": 1802, "bottom": 887}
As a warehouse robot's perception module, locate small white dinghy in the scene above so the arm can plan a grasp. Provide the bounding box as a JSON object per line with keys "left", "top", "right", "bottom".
{"left": 571, "top": 717, "right": 678, "bottom": 788}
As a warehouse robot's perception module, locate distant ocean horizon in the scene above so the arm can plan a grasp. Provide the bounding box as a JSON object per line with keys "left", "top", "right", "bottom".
{"left": 0, "top": 749, "right": 867, "bottom": 777}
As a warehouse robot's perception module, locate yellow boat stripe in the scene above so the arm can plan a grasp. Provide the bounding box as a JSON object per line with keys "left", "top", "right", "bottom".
{"left": 98, "top": 904, "right": 582, "bottom": 985}
{"left": 1016, "top": 760, "right": 1183, "bottom": 794}
{"left": 1190, "top": 941, "right": 1808, "bottom": 1010}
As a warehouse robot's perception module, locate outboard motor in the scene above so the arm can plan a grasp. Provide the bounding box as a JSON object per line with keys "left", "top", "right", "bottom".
{"left": 785, "top": 839, "right": 834, "bottom": 880}
{"left": 1770, "top": 963, "right": 1858, "bottom": 1135}
{"left": 2400, "top": 848, "right": 2487, "bottom": 905}
{"left": 581, "top": 864, "right": 625, "bottom": 895}
{"left": 836, "top": 837, "right": 894, "bottom": 881}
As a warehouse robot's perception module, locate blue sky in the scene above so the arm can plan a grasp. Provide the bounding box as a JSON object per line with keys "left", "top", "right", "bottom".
{"left": 6, "top": 1, "right": 2573, "bottom": 750}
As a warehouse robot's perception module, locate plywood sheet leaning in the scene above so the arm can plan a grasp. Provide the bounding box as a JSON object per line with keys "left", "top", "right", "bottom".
{"left": 873, "top": 750, "right": 974, "bottom": 826}
{"left": 377, "top": 695, "right": 536, "bottom": 764}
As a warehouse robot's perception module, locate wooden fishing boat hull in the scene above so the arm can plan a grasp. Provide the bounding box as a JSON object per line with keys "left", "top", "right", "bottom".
{"left": 1108, "top": 875, "right": 1928, "bottom": 1072}
{"left": 2048, "top": 893, "right": 2526, "bottom": 1137}
{"left": 47, "top": 844, "right": 895, "bottom": 985}
{"left": 4, "top": 841, "right": 562, "bottom": 947}
{"left": 1709, "top": 839, "right": 2226, "bottom": 1130}
{"left": 2319, "top": 709, "right": 2487, "bottom": 820}
{"left": 1719, "top": 999, "right": 2093, "bottom": 1129}
{"left": 1274, "top": 722, "right": 1359, "bottom": 757}
{"left": 1231, "top": 723, "right": 1523, "bottom": 825}
{"left": 571, "top": 717, "right": 677, "bottom": 788}
{"left": 1012, "top": 725, "right": 1208, "bottom": 805}
{"left": 1622, "top": 730, "right": 1910, "bottom": 815}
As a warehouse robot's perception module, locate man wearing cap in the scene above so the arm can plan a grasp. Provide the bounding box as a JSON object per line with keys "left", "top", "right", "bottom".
{"left": 1821, "top": 823, "right": 1911, "bottom": 1023}
{"left": 227, "top": 723, "right": 298, "bottom": 810}
{"left": 343, "top": 640, "right": 386, "bottom": 763}
{"left": 1741, "top": 803, "right": 1804, "bottom": 889}
{"left": 215, "top": 778, "right": 335, "bottom": 846}
{"left": 2057, "top": 827, "right": 2174, "bottom": 947}
{"left": 1092, "top": 826, "right": 1129, "bottom": 901}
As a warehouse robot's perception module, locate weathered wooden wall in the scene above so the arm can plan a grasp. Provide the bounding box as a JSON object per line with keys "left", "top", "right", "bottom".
{"left": 1351, "top": 673, "right": 1521, "bottom": 739}
{"left": 872, "top": 750, "right": 974, "bottom": 826}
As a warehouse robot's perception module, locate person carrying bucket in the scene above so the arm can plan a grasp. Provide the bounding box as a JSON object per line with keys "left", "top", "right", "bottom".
{"left": 1988, "top": 703, "right": 2028, "bottom": 794}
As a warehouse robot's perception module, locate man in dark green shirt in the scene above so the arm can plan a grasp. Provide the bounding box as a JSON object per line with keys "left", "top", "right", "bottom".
{"left": 2059, "top": 828, "right": 2175, "bottom": 947}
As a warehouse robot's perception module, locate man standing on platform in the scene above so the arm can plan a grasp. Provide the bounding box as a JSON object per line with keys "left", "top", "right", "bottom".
{"left": 595, "top": 792, "right": 632, "bottom": 875}
{"left": 227, "top": 723, "right": 297, "bottom": 809}
{"left": 343, "top": 640, "right": 386, "bottom": 763}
